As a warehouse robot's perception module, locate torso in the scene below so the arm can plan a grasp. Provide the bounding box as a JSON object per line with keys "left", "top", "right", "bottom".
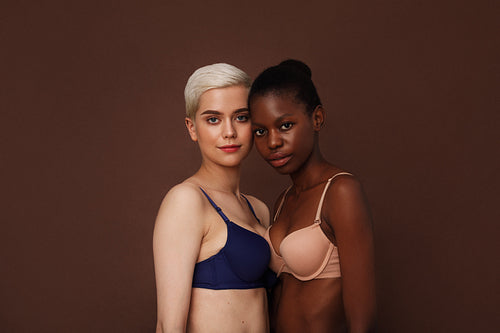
{"left": 271, "top": 276, "right": 345, "bottom": 333}
{"left": 267, "top": 172, "right": 352, "bottom": 333}
{"left": 189, "top": 288, "right": 269, "bottom": 333}
{"left": 188, "top": 183, "right": 270, "bottom": 332}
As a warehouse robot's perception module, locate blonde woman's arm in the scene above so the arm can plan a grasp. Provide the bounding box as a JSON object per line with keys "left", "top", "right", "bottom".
{"left": 153, "top": 184, "right": 205, "bottom": 333}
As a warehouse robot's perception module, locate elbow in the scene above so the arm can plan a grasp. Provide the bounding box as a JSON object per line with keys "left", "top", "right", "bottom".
{"left": 349, "top": 323, "right": 377, "bottom": 333}
{"left": 346, "top": 306, "right": 377, "bottom": 333}
{"left": 156, "top": 320, "right": 186, "bottom": 333}
{"left": 155, "top": 321, "right": 164, "bottom": 333}
{"left": 348, "top": 324, "right": 376, "bottom": 333}
{"left": 347, "top": 315, "right": 377, "bottom": 333}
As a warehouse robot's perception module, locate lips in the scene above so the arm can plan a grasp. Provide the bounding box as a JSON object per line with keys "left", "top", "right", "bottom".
{"left": 218, "top": 145, "right": 241, "bottom": 153}
{"left": 267, "top": 153, "right": 292, "bottom": 168}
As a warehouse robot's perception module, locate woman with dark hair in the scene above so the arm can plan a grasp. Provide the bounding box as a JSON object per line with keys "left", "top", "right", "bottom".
{"left": 249, "top": 60, "right": 376, "bottom": 332}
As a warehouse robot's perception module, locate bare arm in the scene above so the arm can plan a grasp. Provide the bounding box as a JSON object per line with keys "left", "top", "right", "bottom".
{"left": 153, "top": 185, "right": 205, "bottom": 333}
{"left": 325, "top": 176, "right": 376, "bottom": 332}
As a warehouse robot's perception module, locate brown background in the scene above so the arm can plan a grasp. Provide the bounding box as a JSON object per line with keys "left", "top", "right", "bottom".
{"left": 2, "top": 0, "right": 498, "bottom": 332}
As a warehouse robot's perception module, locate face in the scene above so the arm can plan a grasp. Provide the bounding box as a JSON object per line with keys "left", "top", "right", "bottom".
{"left": 185, "top": 85, "right": 252, "bottom": 168}
{"left": 250, "top": 94, "right": 320, "bottom": 175}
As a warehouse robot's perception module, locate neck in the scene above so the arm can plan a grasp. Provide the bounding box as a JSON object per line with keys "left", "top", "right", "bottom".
{"left": 290, "top": 144, "right": 331, "bottom": 192}
{"left": 195, "top": 160, "right": 241, "bottom": 196}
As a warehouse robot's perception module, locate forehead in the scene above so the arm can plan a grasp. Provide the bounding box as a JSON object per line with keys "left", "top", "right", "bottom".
{"left": 250, "top": 94, "right": 308, "bottom": 120}
{"left": 197, "top": 86, "right": 249, "bottom": 115}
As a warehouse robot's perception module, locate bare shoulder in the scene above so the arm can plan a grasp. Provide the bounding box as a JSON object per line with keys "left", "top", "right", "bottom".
{"left": 328, "top": 172, "right": 365, "bottom": 200}
{"left": 162, "top": 181, "right": 209, "bottom": 206}
{"left": 163, "top": 182, "right": 204, "bottom": 204}
{"left": 155, "top": 182, "right": 207, "bottom": 228}
{"left": 323, "top": 172, "right": 372, "bottom": 228}
{"left": 242, "top": 194, "right": 271, "bottom": 228}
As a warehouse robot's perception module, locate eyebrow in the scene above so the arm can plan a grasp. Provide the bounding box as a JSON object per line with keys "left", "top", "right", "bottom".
{"left": 200, "top": 108, "right": 249, "bottom": 116}
{"left": 276, "top": 113, "right": 295, "bottom": 121}
{"left": 251, "top": 113, "right": 295, "bottom": 127}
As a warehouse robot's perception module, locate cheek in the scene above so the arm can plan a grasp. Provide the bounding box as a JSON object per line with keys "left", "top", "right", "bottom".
{"left": 237, "top": 123, "right": 252, "bottom": 140}
{"left": 195, "top": 125, "right": 214, "bottom": 141}
{"left": 287, "top": 127, "right": 313, "bottom": 152}
{"left": 253, "top": 137, "right": 267, "bottom": 154}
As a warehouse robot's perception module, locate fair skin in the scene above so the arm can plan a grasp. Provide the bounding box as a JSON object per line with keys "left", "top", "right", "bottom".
{"left": 251, "top": 94, "right": 376, "bottom": 332}
{"left": 153, "top": 85, "right": 270, "bottom": 333}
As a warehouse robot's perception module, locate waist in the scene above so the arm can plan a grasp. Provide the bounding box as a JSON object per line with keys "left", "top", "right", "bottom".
{"left": 188, "top": 288, "right": 268, "bottom": 332}
{"left": 273, "top": 275, "right": 344, "bottom": 327}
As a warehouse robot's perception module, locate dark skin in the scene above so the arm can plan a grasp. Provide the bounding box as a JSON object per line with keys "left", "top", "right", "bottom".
{"left": 251, "top": 94, "right": 376, "bottom": 333}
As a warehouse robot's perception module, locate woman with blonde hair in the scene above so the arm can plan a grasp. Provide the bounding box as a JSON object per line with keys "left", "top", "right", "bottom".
{"left": 154, "top": 63, "right": 272, "bottom": 332}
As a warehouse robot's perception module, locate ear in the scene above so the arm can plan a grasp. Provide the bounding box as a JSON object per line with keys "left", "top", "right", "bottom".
{"left": 185, "top": 117, "right": 198, "bottom": 142}
{"left": 311, "top": 105, "right": 325, "bottom": 131}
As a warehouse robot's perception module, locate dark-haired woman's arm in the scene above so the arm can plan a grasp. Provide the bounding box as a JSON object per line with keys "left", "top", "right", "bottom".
{"left": 325, "top": 176, "right": 377, "bottom": 332}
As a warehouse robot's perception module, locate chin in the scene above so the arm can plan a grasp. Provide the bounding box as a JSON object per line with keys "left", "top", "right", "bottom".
{"left": 221, "top": 156, "right": 247, "bottom": 168}
{"left": 270, "top": 164, "right": 293, "bottom": 175}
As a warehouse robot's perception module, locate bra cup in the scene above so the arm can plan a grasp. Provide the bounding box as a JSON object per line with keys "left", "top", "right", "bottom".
{"left": 265, "top": 174, "right": 352, "bottom": 281}
{"left": 194, "top": 188, "right": 272, "bottom": 289}
{"left": 264, "top": 228, "right": 286, "bottom": 274}
{"left": 224, "top": 222, "right": 271, "bottom": 282}
{"left": 280, "top": 225, "right": 333, "bottom": 279}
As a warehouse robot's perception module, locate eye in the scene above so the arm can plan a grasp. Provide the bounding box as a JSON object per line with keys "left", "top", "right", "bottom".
{"left": 280, "top": 122, "right": 294, "bottom": 131}
{"left": 254, "top": 128, "right": 266, "bottom": 137}
{"left": 236, "top": 114, "right": 249, "bottom": 122}
{"left": 207, "top": 117, "right": 219, "bottom": 124}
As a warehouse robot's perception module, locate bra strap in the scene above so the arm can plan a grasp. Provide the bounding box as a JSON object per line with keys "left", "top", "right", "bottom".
{"left": 241, "top": 194, "right": 261, "bottom": 223}
{"left": 273, "top": 186, "right": 292, "bottom": 222}
{"left": 199, "top": 187, "right": 230, "bottom": 223}
{"left": 314, "top": 172, "right": 353, "bottom": 223}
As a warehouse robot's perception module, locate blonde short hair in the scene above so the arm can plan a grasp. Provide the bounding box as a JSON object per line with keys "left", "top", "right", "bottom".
{"left": 184, "top": 63, "right": 251, "bottom": 119}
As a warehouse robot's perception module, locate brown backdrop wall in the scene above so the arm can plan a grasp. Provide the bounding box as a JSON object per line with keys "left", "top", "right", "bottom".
{"left": 2, "top": 0, "right": 498, "bottom": 332}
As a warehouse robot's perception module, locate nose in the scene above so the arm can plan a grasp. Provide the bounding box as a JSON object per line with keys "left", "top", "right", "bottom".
{"left": 222, "top": 119, "right": 237, "bottom": 139}
{"left": 267, "top": 129, "right": 283, "bottom": 149}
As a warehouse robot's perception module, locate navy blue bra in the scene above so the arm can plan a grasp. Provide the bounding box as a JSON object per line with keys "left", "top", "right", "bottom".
{"left": 192, "top": 188, "right": 271, "bottom": 290}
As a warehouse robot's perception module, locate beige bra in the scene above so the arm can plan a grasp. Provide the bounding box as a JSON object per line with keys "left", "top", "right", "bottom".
{"left": 264, "top": 172, "right": 352, "bottom": 280}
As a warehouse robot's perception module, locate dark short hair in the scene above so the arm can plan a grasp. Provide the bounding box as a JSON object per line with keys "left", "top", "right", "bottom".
{"left": 248, "top": 59, "right": 322, "bottom": 114}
